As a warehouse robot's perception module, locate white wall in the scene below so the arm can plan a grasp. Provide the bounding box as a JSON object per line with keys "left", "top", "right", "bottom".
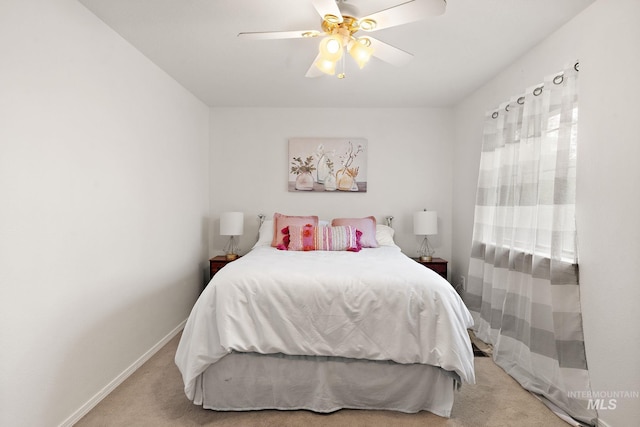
{"left": 452, "top": 1, "right": 640, "bottom": 425}
{"left": 0, "top": 1, "right": 210, "bottom": 426}
{"left": 210, "top": 107, "right": 453, "bottom": 264}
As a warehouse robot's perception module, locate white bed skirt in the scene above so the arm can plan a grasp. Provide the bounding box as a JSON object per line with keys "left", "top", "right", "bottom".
{"left": 193, "top": 352, "right": 459, "bottom": 418}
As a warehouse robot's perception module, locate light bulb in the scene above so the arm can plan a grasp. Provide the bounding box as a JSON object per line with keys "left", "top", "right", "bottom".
{"left": 326, "top": 38, "right": 341, "bottom": 54}
{"left": 319, "top": 35, "right": 343, "bottom": 62}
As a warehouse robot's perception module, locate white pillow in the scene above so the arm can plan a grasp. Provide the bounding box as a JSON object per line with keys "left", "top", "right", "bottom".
{"left": 252, "top": 220, "right": 274, "bottom": 248}
{"left": 376, "top": 224, "right": 397, "bottom": 247}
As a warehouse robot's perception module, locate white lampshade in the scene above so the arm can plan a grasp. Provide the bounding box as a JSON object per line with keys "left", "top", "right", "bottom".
{"left": 220, "top": 212, "right": 244, "bottom": 236}
{"left": 414, "top": 210, "right": 438, "bottom": 236}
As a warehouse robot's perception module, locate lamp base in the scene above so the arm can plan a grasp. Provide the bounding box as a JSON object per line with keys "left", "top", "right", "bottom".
{"left": 420, "top": 255, "right": 433, "bottom": 262}
{"left": 225, "top": 253, "right": 238, "bottom": 261}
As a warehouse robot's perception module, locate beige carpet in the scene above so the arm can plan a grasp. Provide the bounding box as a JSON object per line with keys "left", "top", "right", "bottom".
{"left": 76, "top": 333, "right": 568, "bottom": 427}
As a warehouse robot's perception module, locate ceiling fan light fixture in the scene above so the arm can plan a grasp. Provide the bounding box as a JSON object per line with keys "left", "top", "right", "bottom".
{"left": 349, "top": 38, "right": 374, "bottom": 69}
{"left": 240, "top": 0, "right": 446, "bottom": 78}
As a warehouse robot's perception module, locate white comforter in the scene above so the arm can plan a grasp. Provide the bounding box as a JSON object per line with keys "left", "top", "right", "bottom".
{"left": 176, "top": 246, "right": 475, "bottom": 399}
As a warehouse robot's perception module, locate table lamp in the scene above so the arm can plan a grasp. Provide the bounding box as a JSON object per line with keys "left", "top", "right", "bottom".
{"left": 413, "top": 209, "right": 438, "bottom": 262}
{"left": 220, "top": 212, "right": 244, "bottom": 260}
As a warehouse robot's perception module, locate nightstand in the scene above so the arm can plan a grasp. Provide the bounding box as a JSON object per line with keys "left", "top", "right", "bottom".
{"left": 209, "top": 256, "right": 240, "bottom": 280}
{"left": 413, "top": 257, "right": 448, "bottom": 280}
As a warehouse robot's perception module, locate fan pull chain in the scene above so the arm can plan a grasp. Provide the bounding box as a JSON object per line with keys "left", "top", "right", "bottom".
{"left": 337, "top": 49, "right": 346, "bottom": 79}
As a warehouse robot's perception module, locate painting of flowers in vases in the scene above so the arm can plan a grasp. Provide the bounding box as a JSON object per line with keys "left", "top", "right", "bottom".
{"left": 288, "top": 138, "right": 367, "bottom": 192}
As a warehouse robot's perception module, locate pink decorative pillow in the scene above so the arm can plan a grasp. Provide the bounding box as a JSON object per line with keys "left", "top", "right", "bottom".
{"left": 284, "top": 225, "right": 362, "bottom": 252}
{"left": 285, "top": 224, "right": 315, "bottom": 251}
{"left": 271, "top": 213, "right": 319, "bottom": 248}
{"left": 331, "top": 216, "right": 378, "bottom": 248}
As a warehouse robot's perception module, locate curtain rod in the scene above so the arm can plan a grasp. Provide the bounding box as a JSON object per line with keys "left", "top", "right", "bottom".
{"left": 491, "top": 61, "right": 579, "bottom": 119}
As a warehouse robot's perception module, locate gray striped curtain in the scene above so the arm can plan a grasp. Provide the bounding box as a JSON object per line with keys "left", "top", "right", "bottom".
{"left": 465, "top": 64, "right": 596, "bottom": 425}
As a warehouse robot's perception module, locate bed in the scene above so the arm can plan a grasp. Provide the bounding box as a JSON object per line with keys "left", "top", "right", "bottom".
{"left": 175, "top": 216, "right": 475, "bottom": 417}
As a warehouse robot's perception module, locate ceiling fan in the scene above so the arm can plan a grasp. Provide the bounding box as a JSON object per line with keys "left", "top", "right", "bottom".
{"left": 238, "top": 0, "right": 446, "bottom": 79}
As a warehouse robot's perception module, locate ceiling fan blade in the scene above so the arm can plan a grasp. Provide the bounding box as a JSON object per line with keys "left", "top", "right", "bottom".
{"left": 366, "top": 37, "right": 414, "bottom": 67}
{"left": 312, "top": 0, "right": 343, "bottom": 22}
{"left": 238, "top": 30, "right": 321, "bottom": 40}
{"left": 305, "top": 54, "right": 325, "bottom": 78}
{"left": 360, "top": 0, "right": 446, "bottom": 32}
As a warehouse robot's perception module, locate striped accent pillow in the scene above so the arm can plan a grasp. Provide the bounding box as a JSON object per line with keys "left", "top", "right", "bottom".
{"left": 284, "top": 225, "right": 362, "bottom": 252}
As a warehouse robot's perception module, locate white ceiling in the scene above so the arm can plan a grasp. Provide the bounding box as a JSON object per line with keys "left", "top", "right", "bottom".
{"left": 78, "top": 0, "right": 594, "bottom": 108}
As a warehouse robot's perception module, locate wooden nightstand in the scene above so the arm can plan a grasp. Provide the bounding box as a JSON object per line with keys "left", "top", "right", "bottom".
{"left": 209, "top": 256, "right": 240, "bottom": 280}
{"left": 413, "top": 257, "right": 448, "bottom": 280}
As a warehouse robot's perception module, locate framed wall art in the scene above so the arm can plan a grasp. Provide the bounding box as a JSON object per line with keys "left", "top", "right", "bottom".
{"left": 288, "top": 137, "right": 368, "bottom": 192}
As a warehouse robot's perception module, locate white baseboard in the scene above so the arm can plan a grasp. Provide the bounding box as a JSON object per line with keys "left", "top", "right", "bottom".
{"left": 59, "top": 319, "right": 187, "bottom": 427}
